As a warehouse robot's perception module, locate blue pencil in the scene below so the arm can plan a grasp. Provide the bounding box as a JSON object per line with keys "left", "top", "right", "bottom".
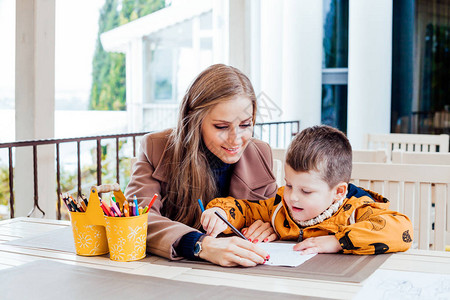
{"left": 133, "top": 195, "right": 139, "bottom": 216}
{"left": 197, "top": 199, "right": 205, "bottom": 212}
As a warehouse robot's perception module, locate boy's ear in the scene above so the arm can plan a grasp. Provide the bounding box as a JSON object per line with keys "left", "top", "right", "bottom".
{"left": 333, "top": 182, "right": 348, "bottom": 203}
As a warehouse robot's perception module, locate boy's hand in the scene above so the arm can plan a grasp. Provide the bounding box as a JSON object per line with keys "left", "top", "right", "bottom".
{"left": 293, "top": 235, "right": 342, "bottom": 255}
{"left": 201, "top": 208, "right": 228, "bottom": 237}
{"left": 241, "top": 220, "right": 278, "bottom": 243}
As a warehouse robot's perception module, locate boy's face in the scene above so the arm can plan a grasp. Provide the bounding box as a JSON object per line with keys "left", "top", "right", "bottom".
{"left": 284, "top": 164, "right": 343, "bottom": 223}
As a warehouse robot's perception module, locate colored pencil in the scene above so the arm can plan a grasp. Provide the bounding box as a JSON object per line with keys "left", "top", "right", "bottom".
{"left": 214, "top": 211, "right": 248, "bottom": 241}
{"left": 81, "top": 194, "right": 88, "bottom": 206}
{"left": 100, "top": 202, "right": 111, "bottom": 216}
{"left": 100, "top": 200, "right": 114, "bottom": 217}
{"left": 147, "top": 193, "right": 158, "bottom": 211}
{"left": 78, "top": 196, "right": 87, "bottom": 211}
{"left": 197, "top": 199, "right": 205, "bottom": 212}
{"left": 124, "top": 201, "right": 130, "bottom": 217}
{"left": 110, "top": 199, "right": 122, "bottom": 217}
{"left": 133, "top": 195, "right": 139, "bottom": 216}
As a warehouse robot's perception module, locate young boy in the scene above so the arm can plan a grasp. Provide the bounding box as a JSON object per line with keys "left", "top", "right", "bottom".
{"left": 201, "top": 125, "right": 413, "bottom": 255}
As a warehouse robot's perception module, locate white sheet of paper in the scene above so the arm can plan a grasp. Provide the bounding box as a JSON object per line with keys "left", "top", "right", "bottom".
{"left": 355, "top": 269, "right": 450, "bottom": 299}
{"left": 257, "top": 242, "right": 316, "bottom": 267}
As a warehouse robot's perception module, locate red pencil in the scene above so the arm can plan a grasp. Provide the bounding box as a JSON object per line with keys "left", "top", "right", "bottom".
{"left": 100, "top": 200, "right": 114, "bottom": 217}
{"left": 147, "top": 193, "right": 158, "bottom": 211}
{"left": 100, "top": 201, "right": 110, "bottom": 216}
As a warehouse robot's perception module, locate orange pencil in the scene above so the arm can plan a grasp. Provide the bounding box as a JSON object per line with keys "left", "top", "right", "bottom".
{"left": 78, "top": 196, "right": 87, "bottom": 211}
{"left": 123, "top": 201, "right": 130, "bottom": 217}
{"left": 69, "top": 195, "right": 79, "bottom": 212}
{"left": 76, "top": 199, "right": 85, "bottom": 212}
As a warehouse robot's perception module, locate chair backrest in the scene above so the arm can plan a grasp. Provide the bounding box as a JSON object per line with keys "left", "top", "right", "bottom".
{"left": 272, "top": 159, "right": 284, "bottom": 187}
{"left": 392, "top": 150, "right": 450, "bottom": 165}
{"left": 272, "top": 148, "right": 287, "bottom": 162}
{"left": 365, "top": 133, "right": 449, "bottom": 159}
{"left": 351, "top": 162, "right": 450, "bottom": 251}
{"left": 352, "top": 149, "right": 388, "bottom": 163}
{"left": 272, "top": 148, "right": 287, "bottom": 186}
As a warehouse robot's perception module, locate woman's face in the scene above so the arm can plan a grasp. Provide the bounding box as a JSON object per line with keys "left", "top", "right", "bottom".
{"left": 201, "top": 96, "right": 254, "bottom": 164}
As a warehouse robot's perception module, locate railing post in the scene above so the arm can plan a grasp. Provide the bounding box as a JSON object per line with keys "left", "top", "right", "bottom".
{"left": 8, "top": 147, "right": 14, "bottom": 219}
{"left": 56, "top": 143, "right": 61, "bottom": 220}
{"left": 97, "top": 139, "right": 102, "bottom": 186}
{"left": 116, "top": 137, "right": 120, "bottom": 184}
{"left": 27, "top": 145, "right": 45, "bottom": 217}
{"left": 77, "top": 141, "right": 81, "bottom": 198}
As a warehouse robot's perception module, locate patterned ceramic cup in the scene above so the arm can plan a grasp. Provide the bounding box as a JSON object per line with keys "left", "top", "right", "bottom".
{"left": 104, "top": 213, "right": 148, "bottom": 262}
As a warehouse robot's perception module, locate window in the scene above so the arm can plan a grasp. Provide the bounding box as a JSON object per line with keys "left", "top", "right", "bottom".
{"left": 413, "top": 0, "right": 449, "bottom": 134}
{"left": 321, "top": 0, "right": 349, "bottom": 132}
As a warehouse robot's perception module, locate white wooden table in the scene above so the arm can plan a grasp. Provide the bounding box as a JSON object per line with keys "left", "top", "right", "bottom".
{"left": 0, "top": 217, "right": 449, "bottom": 299}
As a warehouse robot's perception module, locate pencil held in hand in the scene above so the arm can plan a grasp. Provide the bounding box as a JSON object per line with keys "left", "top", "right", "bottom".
{"left": 214, "top": 211, "right": 248, "bottom": 241}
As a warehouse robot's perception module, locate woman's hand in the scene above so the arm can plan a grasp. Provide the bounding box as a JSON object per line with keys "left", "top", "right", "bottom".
{"left": 199, "top": 236, "right": 268, "bottom": 267}
{"left": 200, "top": 207, "right": 228, "bottom": 237}
{"left": 241, "top": 220, "right": 278, "bottom": 243}
{"left": 293, "top": 235, "right": 342, "bottom": 255}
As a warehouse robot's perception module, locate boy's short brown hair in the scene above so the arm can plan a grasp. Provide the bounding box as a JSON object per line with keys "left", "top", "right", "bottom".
{"left": 285, "top": 125, "right": 352, "bottom": 188}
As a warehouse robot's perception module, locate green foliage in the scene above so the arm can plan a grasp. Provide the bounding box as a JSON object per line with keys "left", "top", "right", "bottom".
{"left": 0, "top": 165, "right": 10, "bottom": 207}
{"left": 89, "top": 0, "right": 165, "bottom": 111}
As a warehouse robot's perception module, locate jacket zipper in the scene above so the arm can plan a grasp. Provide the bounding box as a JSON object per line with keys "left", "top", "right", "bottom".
{"left": 297, "top": 229, "right": 303, "bottom": 242}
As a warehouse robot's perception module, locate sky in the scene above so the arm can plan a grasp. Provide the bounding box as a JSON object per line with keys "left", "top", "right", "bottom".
{"left": 0, "top": 0, "right": 105, "bottom": 97}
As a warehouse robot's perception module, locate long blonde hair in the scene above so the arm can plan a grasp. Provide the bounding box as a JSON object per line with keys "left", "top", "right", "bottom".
{"left": 161, "top": 64, "right": 257, "bottom": 228}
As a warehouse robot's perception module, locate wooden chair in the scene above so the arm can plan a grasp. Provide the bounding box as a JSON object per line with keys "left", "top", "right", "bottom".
{"left": 272, "top": 159, "right": 284, "bottom": 187}
{"left": 365, "top": 133, "right": 449, "bottom": 160}
{"left": 352, "top": 149, "right": 388, "bottom": 163}
{"left": 351, "top": 162, "right": 450, "bottom": 251}
{"left": 392, "top": 150, "right": 450, "bottom": 165}
{"left": 272, "top": 148, "right": 287, "bottom": 186}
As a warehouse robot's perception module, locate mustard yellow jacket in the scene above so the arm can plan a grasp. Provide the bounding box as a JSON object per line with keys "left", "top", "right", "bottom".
{"left": 207, "top": 184, "right": 413, "bottom": 255}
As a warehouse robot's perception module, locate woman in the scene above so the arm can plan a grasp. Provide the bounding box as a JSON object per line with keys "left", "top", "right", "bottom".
{"left": 125, "top": 64, "right": 278, "bottom": 267}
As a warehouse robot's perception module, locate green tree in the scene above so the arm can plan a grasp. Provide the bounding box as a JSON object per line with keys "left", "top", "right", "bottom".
{"left": 89, "top": 0, "right": 165, "bottom": 111}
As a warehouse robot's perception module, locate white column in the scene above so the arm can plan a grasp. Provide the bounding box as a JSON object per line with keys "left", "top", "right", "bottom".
{"left": 212, "top": 0, "right": 254, "bottom": 77}
{"left": 347, "top": 0, "right": 393, "bottom": 149}
{"left": 281, "top": 0, "right": 323, "bottom": 128}
{"left": 247, "top": 0, "right": 261, "bottom": 94}
{"left": 212, "top": 0, "right": 228, "bottom": 64}
{"left": 126, "top": 39, "right": 144, "bottom": 132}
{"left": 259, "top": 0, "right": 283, "bottom": 121}
{"left": 15, "top": 0, "right": 56, "bottom": 218}
{"left": 227, "top": 0, "right": 247, "bottom": 73}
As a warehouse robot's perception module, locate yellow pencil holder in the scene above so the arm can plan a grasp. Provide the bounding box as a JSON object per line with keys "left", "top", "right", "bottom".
{"left": 105, "top": 213, "right": 148, "bottom": 262}
{"left": 68, "top": 184, "right": 148, "bottom": 261}
{"left": 69, "top": 187, "right": 109, "bottom": 256}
